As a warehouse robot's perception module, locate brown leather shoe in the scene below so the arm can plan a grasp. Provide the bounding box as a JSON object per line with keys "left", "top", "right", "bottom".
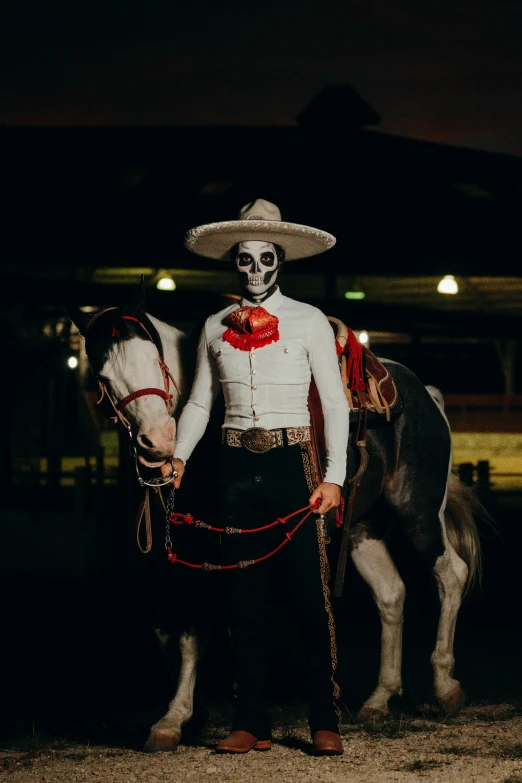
{"left": 311, "top": 730, "right": 343, "bottom": 756}
{"left": 216, "top": 730, "right": 272, "bottom": 754}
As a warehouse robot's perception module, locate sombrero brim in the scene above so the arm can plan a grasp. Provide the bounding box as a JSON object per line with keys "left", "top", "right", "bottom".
{"left": 184, "top": 220, "right": 336, "bottom": 261}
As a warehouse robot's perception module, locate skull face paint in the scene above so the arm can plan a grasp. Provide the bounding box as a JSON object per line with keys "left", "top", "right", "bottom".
{"left": 234, "top": 241, "right": 280, "bottom": 299}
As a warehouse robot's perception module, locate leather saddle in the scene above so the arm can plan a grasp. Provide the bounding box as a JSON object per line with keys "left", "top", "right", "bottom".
{"left": 308, "top": 317, "right": 399, "bottom": 476}
{"left": 327, "top": 317, "right": 398, "bottom": 419}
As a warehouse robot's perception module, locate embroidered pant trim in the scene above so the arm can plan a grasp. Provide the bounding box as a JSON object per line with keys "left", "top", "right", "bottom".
{"left": 300, "top": 441, "right": 341, "bottom": 714}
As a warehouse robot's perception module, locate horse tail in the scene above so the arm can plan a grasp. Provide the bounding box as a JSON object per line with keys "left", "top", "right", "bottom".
{"left": 444, "top": 473, "right": 487, "bottom": 596}
{"left": 424, "top": 383, "right": 491, "bottom": 597}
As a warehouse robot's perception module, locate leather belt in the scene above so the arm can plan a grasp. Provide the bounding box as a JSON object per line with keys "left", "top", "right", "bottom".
{"left": 222, "top": 426, "right": 311, "bottom": 454}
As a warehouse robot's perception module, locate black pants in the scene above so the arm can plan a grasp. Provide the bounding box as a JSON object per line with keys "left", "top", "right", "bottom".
{"left": 220, "top": 438, "right": 340, "bottom": 740}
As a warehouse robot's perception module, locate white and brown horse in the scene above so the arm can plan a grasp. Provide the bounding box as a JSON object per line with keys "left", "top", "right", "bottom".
{"left": 71, "top": 291, "right": 483, "bottom": 751}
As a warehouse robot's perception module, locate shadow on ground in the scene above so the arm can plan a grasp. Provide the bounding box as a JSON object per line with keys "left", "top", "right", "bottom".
{"left": 2, "top": 495, "right": 521, "bottom": 750}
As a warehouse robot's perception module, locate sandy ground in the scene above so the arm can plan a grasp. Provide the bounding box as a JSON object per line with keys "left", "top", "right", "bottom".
{"left": 3, "top": 704, "right": 522, "bottom": 783}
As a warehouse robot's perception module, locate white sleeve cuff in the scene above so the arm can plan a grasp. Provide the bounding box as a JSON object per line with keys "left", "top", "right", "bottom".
{"left": 323, "top": 466, "right": 346, "bottom": 487}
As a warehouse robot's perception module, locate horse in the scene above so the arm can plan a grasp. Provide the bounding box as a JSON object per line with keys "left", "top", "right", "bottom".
{"left": 71, "top": 294, "right": 223, "bottom": 752}
{"left": 70, "top": 288, "right": 483, "bottom": 750}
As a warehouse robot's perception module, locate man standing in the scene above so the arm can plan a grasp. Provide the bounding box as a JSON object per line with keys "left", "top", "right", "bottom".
{"left": 166, "top": 199, "right": 349, "bottom": 755}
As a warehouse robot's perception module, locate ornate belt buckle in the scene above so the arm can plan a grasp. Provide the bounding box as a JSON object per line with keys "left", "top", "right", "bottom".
{"left": 241, "top": 427, "right": 273, "bottom": 454}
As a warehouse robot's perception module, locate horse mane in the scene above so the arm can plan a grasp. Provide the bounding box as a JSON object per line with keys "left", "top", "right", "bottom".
{"left": 85, "top": 309, "right": 156, "bottom": 373}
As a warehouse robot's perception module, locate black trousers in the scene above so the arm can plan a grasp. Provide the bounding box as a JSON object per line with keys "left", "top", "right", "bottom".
{"left": 219, "top": 438, "right": 340, "bottom": 740}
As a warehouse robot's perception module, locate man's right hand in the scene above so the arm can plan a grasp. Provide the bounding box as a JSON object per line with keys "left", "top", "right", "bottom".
{"left": 160, "top": 457, "right": 185, "bottom": 489}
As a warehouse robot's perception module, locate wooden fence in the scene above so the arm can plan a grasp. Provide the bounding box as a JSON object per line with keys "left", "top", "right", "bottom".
{"left": 444, "top": 394, "right": 522, "bottom": 433}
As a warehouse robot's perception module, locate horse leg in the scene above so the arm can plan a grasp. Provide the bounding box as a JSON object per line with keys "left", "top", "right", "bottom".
{"left": 398, "top": 504, "right": 469, "bottom": 716}
{"left": 144, "top": 627, "right": 208, "bottom": 752}
{"left": 351, "top": 531, "right": 406, "bottom": 722}
{"left": 431, "top": 537, "right": 468, "bottom": 714}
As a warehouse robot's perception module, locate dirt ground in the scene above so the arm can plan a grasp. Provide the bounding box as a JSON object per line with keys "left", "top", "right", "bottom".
{"left": 3, "top": 497, "right": 521, "bottom": 783}
{"left": 3, "top": 704, "right": 522, "bottom": 783}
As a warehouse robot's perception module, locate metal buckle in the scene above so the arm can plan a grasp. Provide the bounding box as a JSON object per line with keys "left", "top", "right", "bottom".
{"left": 241, "top": 427, "right": 274, "bottom": 454}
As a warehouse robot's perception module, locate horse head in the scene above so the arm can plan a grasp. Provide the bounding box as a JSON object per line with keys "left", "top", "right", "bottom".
{"left": 70, "top": 287, "right": 181, "bottom": 473}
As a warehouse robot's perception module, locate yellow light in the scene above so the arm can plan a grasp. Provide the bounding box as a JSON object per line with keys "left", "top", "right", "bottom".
{"left": 67, "top": 356, "right": 78, "bottom": 369}
{"left": 437, "top": 275, "right": 458, "bottom": 295}
{"left": 157, "top": 276, "right": 176, "bottom": 291}
{"left": 358, "top": 331, "right": 369, "bottom": 345}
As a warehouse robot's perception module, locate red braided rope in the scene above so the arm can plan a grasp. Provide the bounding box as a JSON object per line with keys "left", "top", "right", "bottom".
{"left": 116, "top": 387, "right": 173, "bottom": 411}
{"left": 167, "top": 503, "right": 318, "bottom": 571}
{"left": 169, "top": 501, "right": 312, "bottom": 534}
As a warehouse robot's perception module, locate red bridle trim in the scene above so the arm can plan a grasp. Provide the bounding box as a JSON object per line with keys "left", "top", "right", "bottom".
{"left": 88, "top": 308, "right": 181, "bottom": 419}
{"left": 116, "top": 387, "right": 173, "bottom": 412}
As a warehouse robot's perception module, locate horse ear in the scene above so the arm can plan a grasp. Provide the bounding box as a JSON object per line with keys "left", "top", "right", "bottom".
{"left": 68, "top": 308, "right": 93, "bottom": 336}
{"left": 123, "top": 276, "right": 146, "bottom": 317}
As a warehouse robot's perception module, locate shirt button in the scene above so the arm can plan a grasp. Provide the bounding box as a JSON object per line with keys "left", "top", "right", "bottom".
{"left": 252, "top": 404, "right": 256, "bottom": 409}
{"left": 254, "top": 416, "right": 259, "bottom": 422}
{"left": 252, "top": 385, "right": 257, "bottom": 390}
{"left": 251, "top": 369, "right": 257, "bottom": 374}
{"left": 284, "top": 347, "right": 290, "bottom": 354}
{"left": 250, "top": 352, "right": 256, "bottom": 358}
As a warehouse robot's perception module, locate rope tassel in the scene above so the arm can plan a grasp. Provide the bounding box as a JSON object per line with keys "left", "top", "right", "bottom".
{"left": 345, "top": 329, "right": 366, "bottom": 392}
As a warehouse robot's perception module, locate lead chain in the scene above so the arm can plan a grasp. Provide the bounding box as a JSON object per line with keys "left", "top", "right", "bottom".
{"left": 165, "top": 486, "right": 176, "bottom": 549}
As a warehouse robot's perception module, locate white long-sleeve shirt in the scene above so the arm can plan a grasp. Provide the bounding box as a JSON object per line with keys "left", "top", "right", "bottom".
{"left": 174, "top": 287, "right": 349, "bottom": 486}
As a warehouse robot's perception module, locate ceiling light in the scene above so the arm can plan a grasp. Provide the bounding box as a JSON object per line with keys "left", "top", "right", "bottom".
{"left": 157, "top": 275, "right": 176, "bottom": 291}
{"left": 437, "top": 275, "right": 458, "bottom": 295}
{"left": 344, "top": 290, "right": 366, "bottom": 300}
{"left": 358, "top": 331, "right": 369, "bottom": 345}
{"left": 67, "top": 356, "right": 78, "bottom": 369}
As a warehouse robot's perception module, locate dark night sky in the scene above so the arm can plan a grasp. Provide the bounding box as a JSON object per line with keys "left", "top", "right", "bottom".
{"left": 1, "top": 0, "right": 522, "bottom": 156}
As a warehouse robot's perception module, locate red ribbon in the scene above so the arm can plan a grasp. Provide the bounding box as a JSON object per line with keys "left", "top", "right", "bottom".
{"left": 223, "top": 306, "right": 280, "bottom": 351}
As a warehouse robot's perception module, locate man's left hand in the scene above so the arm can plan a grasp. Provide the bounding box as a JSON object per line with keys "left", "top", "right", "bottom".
{"left": 309, "top": 482, "right": 341, "bottom": 515}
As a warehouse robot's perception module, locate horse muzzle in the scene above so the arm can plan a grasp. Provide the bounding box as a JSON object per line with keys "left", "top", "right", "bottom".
{"left": 137, "top": 453, "right": 170, "bottom": 469}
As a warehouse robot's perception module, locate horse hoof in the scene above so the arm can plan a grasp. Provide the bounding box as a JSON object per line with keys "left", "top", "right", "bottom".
{"left": 438, "top": 686, "right": 466, "bottom": 716}
{"left": 356, "top": 706, "right": 389, "bottom": 723}
{"left": 143, "top": 729, "right": 181, "bottom": 753}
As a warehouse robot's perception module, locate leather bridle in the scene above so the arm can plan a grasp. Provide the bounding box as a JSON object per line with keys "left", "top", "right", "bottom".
{"left": 87, "top": 307, "right": 181, "bottom": 487}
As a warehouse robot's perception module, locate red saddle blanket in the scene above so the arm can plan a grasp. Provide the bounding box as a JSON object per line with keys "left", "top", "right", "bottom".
{"left": 308, "top": 317, "right": 398, "bottom": 478}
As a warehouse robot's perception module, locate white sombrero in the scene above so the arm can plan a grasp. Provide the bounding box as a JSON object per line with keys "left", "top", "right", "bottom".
{"left": 184, "top": 199, "right": 336, "bottom": 261}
